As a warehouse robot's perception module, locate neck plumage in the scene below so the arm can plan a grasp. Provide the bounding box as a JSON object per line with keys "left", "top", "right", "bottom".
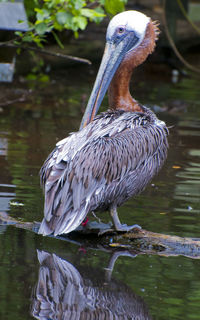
{"left": 108, "top": 20, "right": 158, "bottom": 113}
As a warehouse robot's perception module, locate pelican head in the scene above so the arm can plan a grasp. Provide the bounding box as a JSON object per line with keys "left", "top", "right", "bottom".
{"left": 80, "top": 10, "right": 157, "bottom": 129}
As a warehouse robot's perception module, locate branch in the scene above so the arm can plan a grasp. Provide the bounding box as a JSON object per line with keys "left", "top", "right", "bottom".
{"left": 1, "top": 212, "right": 200, "bottom": 259}
{"left": 0, "top": 95, "right": 28, "bottom": 107}
{"left": 111, "top": 228, "right": 200, "bottom": 259}
{"left": 163, "top": 0, "right": 200, "bottom": 73}
{"left": 0, "top": 41, "right": 91, "bottom": 65}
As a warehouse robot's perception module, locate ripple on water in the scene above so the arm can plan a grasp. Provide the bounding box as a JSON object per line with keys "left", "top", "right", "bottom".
{"left": 172, "top": 150, "right": 200, "bottom": 235}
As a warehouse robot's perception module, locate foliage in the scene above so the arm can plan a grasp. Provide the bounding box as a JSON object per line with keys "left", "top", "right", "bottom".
{"left": 14, "top": 0, "right": 127, "bottom": 47}
{"left": 26, "top": 54, "right": 50, "bottom": 85}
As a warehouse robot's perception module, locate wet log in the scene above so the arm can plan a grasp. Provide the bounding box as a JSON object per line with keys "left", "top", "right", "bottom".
{"left": 1, "top": 212, "right": 200, "bottom": 259}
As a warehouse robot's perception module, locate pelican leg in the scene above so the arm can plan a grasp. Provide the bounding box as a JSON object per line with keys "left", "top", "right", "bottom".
{"left": 105, "top": 251, "right": 138, "bottom": 281}
{"left": 110, "top": 205, "right": 141, "bottom": 232}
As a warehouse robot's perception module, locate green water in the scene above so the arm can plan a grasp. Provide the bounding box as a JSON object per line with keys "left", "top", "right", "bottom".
{"left": 0, "top": 62, "right": 200, "bottom": 319}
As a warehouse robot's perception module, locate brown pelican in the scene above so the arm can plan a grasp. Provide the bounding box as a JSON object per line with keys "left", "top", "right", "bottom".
{"left": 31, "top": 250, "right": 152, "bottom": 320}
{"left": 39, "top": 10, "right": 168, "bottom": 236}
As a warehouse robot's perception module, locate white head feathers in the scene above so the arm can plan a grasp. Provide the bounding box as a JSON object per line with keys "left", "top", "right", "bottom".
{"left": 107, "top": 10, "right": 150, "bottom": 41}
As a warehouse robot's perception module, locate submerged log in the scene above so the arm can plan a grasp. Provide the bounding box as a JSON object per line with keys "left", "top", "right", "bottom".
{"left": 1, "top": 212, "right": 200, "bottom": 259}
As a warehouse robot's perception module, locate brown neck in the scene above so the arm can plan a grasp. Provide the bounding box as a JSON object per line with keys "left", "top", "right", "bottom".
{"left": 108, "top": 20, "right": 158, "bottom": 113}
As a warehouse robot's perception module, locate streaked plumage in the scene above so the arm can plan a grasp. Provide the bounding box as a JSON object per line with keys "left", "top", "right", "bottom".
{"left": 40, "top": 108, "right": 168, "bottom": 235}
{"left": 31, "top": 250, "right": 152, "bottom": 319}
{"left": 39, "top": 10, "right": 168, "bottom": 236}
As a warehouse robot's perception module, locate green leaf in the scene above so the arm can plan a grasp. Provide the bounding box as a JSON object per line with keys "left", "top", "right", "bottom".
{"left": 23, "top": 34, "right": 34, "bottom": 42}
{"left": 35, "top": 8, "right": 50, "bottom": 21}
{"left": 73, "top": 16, "right": 87, "bottom": 30}
{"left": 81, "top": 8, "right": 105, "bottom": 18}
{"left": 26, "top": 73, "right": 37, "bottom": 81}
{"left": 73, "top": 0, "right": 85, "bottom": 10}
{"left": 34, "top": 8, "right": 43, "bottom": 14}
{"left": 92, "top": 7, "right": 105, "bottom": 23}
{"left": 16, "top": 48, "right": 21, "bottom": 55}
{"left": 56, "top": 11, "right": 72, "bottom": 25}
{"left": 34, "top": 0, "right": 40, "bottom": 6}
{"left": 35, "top": 22, "right": 48, "bottom": 35}
{"left": 104, "top": 0, "right": 126, "bottom": 15}
{"left": 80, "top": 8, "right": 95, "bottom": 18}
{"left": 35, "top": 20, "right": 43, "bottom": 25}
{"left": 74, "top": 30, "right": 79, "bottom": 38}
{"left": 15, "top": 31, "right": 23, "bottom": 37}
{"left": 39, "top": 74, "right": 50, "bottom": 82}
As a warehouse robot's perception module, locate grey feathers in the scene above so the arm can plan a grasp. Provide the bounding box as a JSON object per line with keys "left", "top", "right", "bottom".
{"left": 39, "top": 107, "right": 168, "bottom": 236}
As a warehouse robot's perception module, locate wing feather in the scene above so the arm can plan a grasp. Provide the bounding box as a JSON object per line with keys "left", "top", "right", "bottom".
{"left": 39, "top": 110, "right": 168, "bottom": 236}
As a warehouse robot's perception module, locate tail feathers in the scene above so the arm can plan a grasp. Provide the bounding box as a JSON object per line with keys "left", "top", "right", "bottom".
{"left": 38, "top": 206, "right": 89, "bottom": 236}
{"left": 38, "top": 219, "right": 54, "bottom": 236}
{"left": 54, "top": 206, "right": 88, "bottom": 236}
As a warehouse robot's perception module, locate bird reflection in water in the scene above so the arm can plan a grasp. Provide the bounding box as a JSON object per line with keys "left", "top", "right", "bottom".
{"left": 31, "top": 250, "right": 152, "bottom": 320}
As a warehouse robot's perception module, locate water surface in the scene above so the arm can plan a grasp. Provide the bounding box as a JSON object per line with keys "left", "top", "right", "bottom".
{"left": 0, "top": 61, "right": 200, "bottom": 319}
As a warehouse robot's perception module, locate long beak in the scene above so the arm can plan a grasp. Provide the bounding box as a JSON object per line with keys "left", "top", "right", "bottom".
{"left": 79, "top": 40, "right": 129, "bottom": 130}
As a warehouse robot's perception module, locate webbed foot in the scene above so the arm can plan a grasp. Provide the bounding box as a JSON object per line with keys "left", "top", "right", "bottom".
{"left": 110, "top": 205, "right": 142, "bottom": 233}
{"left": 115, "top": 223, "right": 142, "bottom": 232}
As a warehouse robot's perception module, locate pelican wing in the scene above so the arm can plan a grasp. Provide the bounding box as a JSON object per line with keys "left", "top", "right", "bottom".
{"left": 39, "top": 110, "right": 168, "bottom": 236}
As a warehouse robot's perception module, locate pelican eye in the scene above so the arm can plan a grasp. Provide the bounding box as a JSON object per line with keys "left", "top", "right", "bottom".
{"left": 111, "top": 25, "right": 127, "bottom": 44}
{"left": 117, "top": 26, "right": 125, "bottom": 34}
